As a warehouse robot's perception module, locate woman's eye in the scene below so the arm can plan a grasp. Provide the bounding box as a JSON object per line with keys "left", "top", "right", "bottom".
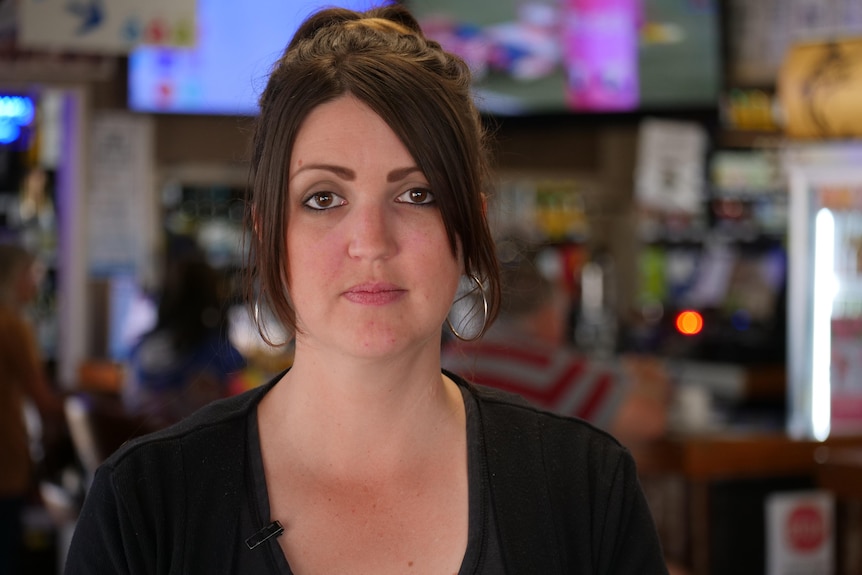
{"left": 303, "top": 191, "right": 345, "bottom": 210}
{"left": 397, "top": 188, "right": 435, "bottom": 205}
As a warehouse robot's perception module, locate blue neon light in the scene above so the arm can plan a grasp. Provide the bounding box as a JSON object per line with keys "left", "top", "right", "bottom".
{"left": 0, "top": 119, "right": 20, "bottom": 144}
{"left": 0, "top": 95, "right": 35, "bottom": 145}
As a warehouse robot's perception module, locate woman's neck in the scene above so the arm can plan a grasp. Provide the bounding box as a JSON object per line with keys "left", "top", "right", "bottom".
{"left": 258, "top": 345, "right": 464, "bottom": 477}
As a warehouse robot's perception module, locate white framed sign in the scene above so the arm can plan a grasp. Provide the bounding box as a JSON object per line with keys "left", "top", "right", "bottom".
{"left": 19, "top": 0, "right": 195, "bottom": 53}
{"left": 765, "top": 490, "right": 834, "bottom": 575}
{"left": 634, "top": 118, "right": 707, "bottom": 215}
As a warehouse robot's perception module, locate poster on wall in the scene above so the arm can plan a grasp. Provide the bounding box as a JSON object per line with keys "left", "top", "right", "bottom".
{"left": 19, "top": 0, "right": 196, "bottom": 53}
{"left": 815, "top": 183, "right": 862, "bottom": 435}
{"left": 765, "top": 490, "right": 834, "bottom": 575}
{"left": 87, "top": 112, "right": 155, "bottom": 276}
{"left": 634, "top": 118, "right": 707, "bottom": 215}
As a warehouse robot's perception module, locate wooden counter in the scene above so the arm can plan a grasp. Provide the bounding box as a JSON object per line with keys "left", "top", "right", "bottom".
{"left": 631, "top": 431, "right": 862, "bottom": 481}
{"left": 629, "top": 432, "right": 862, "bottom": 575}
{"left": 816, "top": 447, "right": 862, "bottom": 499}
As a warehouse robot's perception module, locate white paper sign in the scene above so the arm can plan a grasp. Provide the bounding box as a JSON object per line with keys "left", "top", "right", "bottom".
{"left": 87, "top": 112, "right": 154, "bottom": 275}
{"left": 634, "top": 118, "right": 707, "bottom": 215}
{"left": 19, "top": 0, "right": 195, "bottom": 53}
{"left": 765, "top": 490, "right": 834, "bottom": 575}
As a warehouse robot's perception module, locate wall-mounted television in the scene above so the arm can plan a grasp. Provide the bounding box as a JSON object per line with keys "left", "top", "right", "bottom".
{"left": 129, "top": 0, "right": 720, "bottom": 117}
{"left": 408, "top": 0, "right": 721, "bottom": 116}
{"left": 128, "top": 0, "right": 390, "bottom": 115}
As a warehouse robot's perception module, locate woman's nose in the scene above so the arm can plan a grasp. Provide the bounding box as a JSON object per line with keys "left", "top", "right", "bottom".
{"left": 347, "top": 203, "right": 397, "bottom": 261}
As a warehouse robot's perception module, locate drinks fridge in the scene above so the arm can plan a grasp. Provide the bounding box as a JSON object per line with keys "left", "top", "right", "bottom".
{"left": 788, "top": 146, "right": 862, "bottom": 440}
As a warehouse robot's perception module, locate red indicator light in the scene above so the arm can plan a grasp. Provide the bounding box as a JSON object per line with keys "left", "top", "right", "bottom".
{"left": 676, "top": 310, "right": 704, "bottom": 336}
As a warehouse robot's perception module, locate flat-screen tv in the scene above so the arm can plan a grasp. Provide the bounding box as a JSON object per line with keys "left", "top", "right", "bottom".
{"left": 129, "top": 0, "right": 720, "bottom": 117}
{"left": 128, "top": 0, "right": 390, "bottom": 115}
{"left": 408, "top": 0, "right": 721, "bottom": 115}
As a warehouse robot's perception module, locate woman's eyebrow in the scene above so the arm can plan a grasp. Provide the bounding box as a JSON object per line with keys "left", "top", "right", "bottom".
{"left": 387, "top": 166, "right": 423, "bottom": 182}
{"left": 289, "top": 165, "right": 422, "bottom": 183}
{"left": 290, "top": 163, "right": 355, "bottom": 181}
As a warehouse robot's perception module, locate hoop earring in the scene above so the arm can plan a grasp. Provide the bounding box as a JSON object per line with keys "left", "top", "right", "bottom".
{"left": 446, "top": 274, "right": 489, "bottom": 342}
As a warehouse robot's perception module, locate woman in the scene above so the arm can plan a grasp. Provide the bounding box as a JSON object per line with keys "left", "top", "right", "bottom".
{"left": 65, "top": 5, "right": 669, "bottom": 573}
{"left": 123, "top": 245, "right": 246, "bottom": 427}
{"left": 0, "top": 244, "right": 63, "bottom": 574}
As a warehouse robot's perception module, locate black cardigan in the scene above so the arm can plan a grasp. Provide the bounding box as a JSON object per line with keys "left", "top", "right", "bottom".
{"left": 64, "top": 372, "right": 669, "bottom": 574}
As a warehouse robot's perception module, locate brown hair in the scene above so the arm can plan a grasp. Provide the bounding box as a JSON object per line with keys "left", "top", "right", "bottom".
{"left": 245, "top": 3, "right": 500, "bottom": 342}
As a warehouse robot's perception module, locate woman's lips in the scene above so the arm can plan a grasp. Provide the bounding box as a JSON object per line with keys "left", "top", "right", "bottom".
{"left": 343, "top": 283, "right": 406, "bottom": 305}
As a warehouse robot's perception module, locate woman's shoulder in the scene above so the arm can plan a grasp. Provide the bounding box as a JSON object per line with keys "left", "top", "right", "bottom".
{"left": 448, "top": 368, "right": 629, "bottom": 457}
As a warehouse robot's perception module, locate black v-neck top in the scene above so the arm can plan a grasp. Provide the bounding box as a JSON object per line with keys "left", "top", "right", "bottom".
{"left": 65, "top": 371, "right": 670, "bottom": 575}
{"left": 234, "top": 385, "right": 506, "bottom": 573}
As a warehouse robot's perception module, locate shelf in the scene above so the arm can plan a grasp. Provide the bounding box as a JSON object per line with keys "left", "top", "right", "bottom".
{"left": 716, "top": 130, "right": 787, "bottom": 150}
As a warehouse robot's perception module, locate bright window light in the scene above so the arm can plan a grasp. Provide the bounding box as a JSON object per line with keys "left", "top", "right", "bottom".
{"left": 812, "top": 208, "right": 835, "bottom": 441}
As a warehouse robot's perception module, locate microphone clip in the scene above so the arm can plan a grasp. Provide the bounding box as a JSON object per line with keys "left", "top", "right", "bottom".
{"left": 245, "top": 520, "right": 285, "bottom": 550}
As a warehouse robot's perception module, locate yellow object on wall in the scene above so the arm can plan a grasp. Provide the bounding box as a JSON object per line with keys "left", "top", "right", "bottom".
{"left": 778, "top": 37, "right": 862, "bottom": 139}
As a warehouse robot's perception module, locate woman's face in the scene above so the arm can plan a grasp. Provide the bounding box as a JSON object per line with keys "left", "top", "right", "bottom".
{"left": 285, "top": 95, "right": 462, "bottom": 360}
